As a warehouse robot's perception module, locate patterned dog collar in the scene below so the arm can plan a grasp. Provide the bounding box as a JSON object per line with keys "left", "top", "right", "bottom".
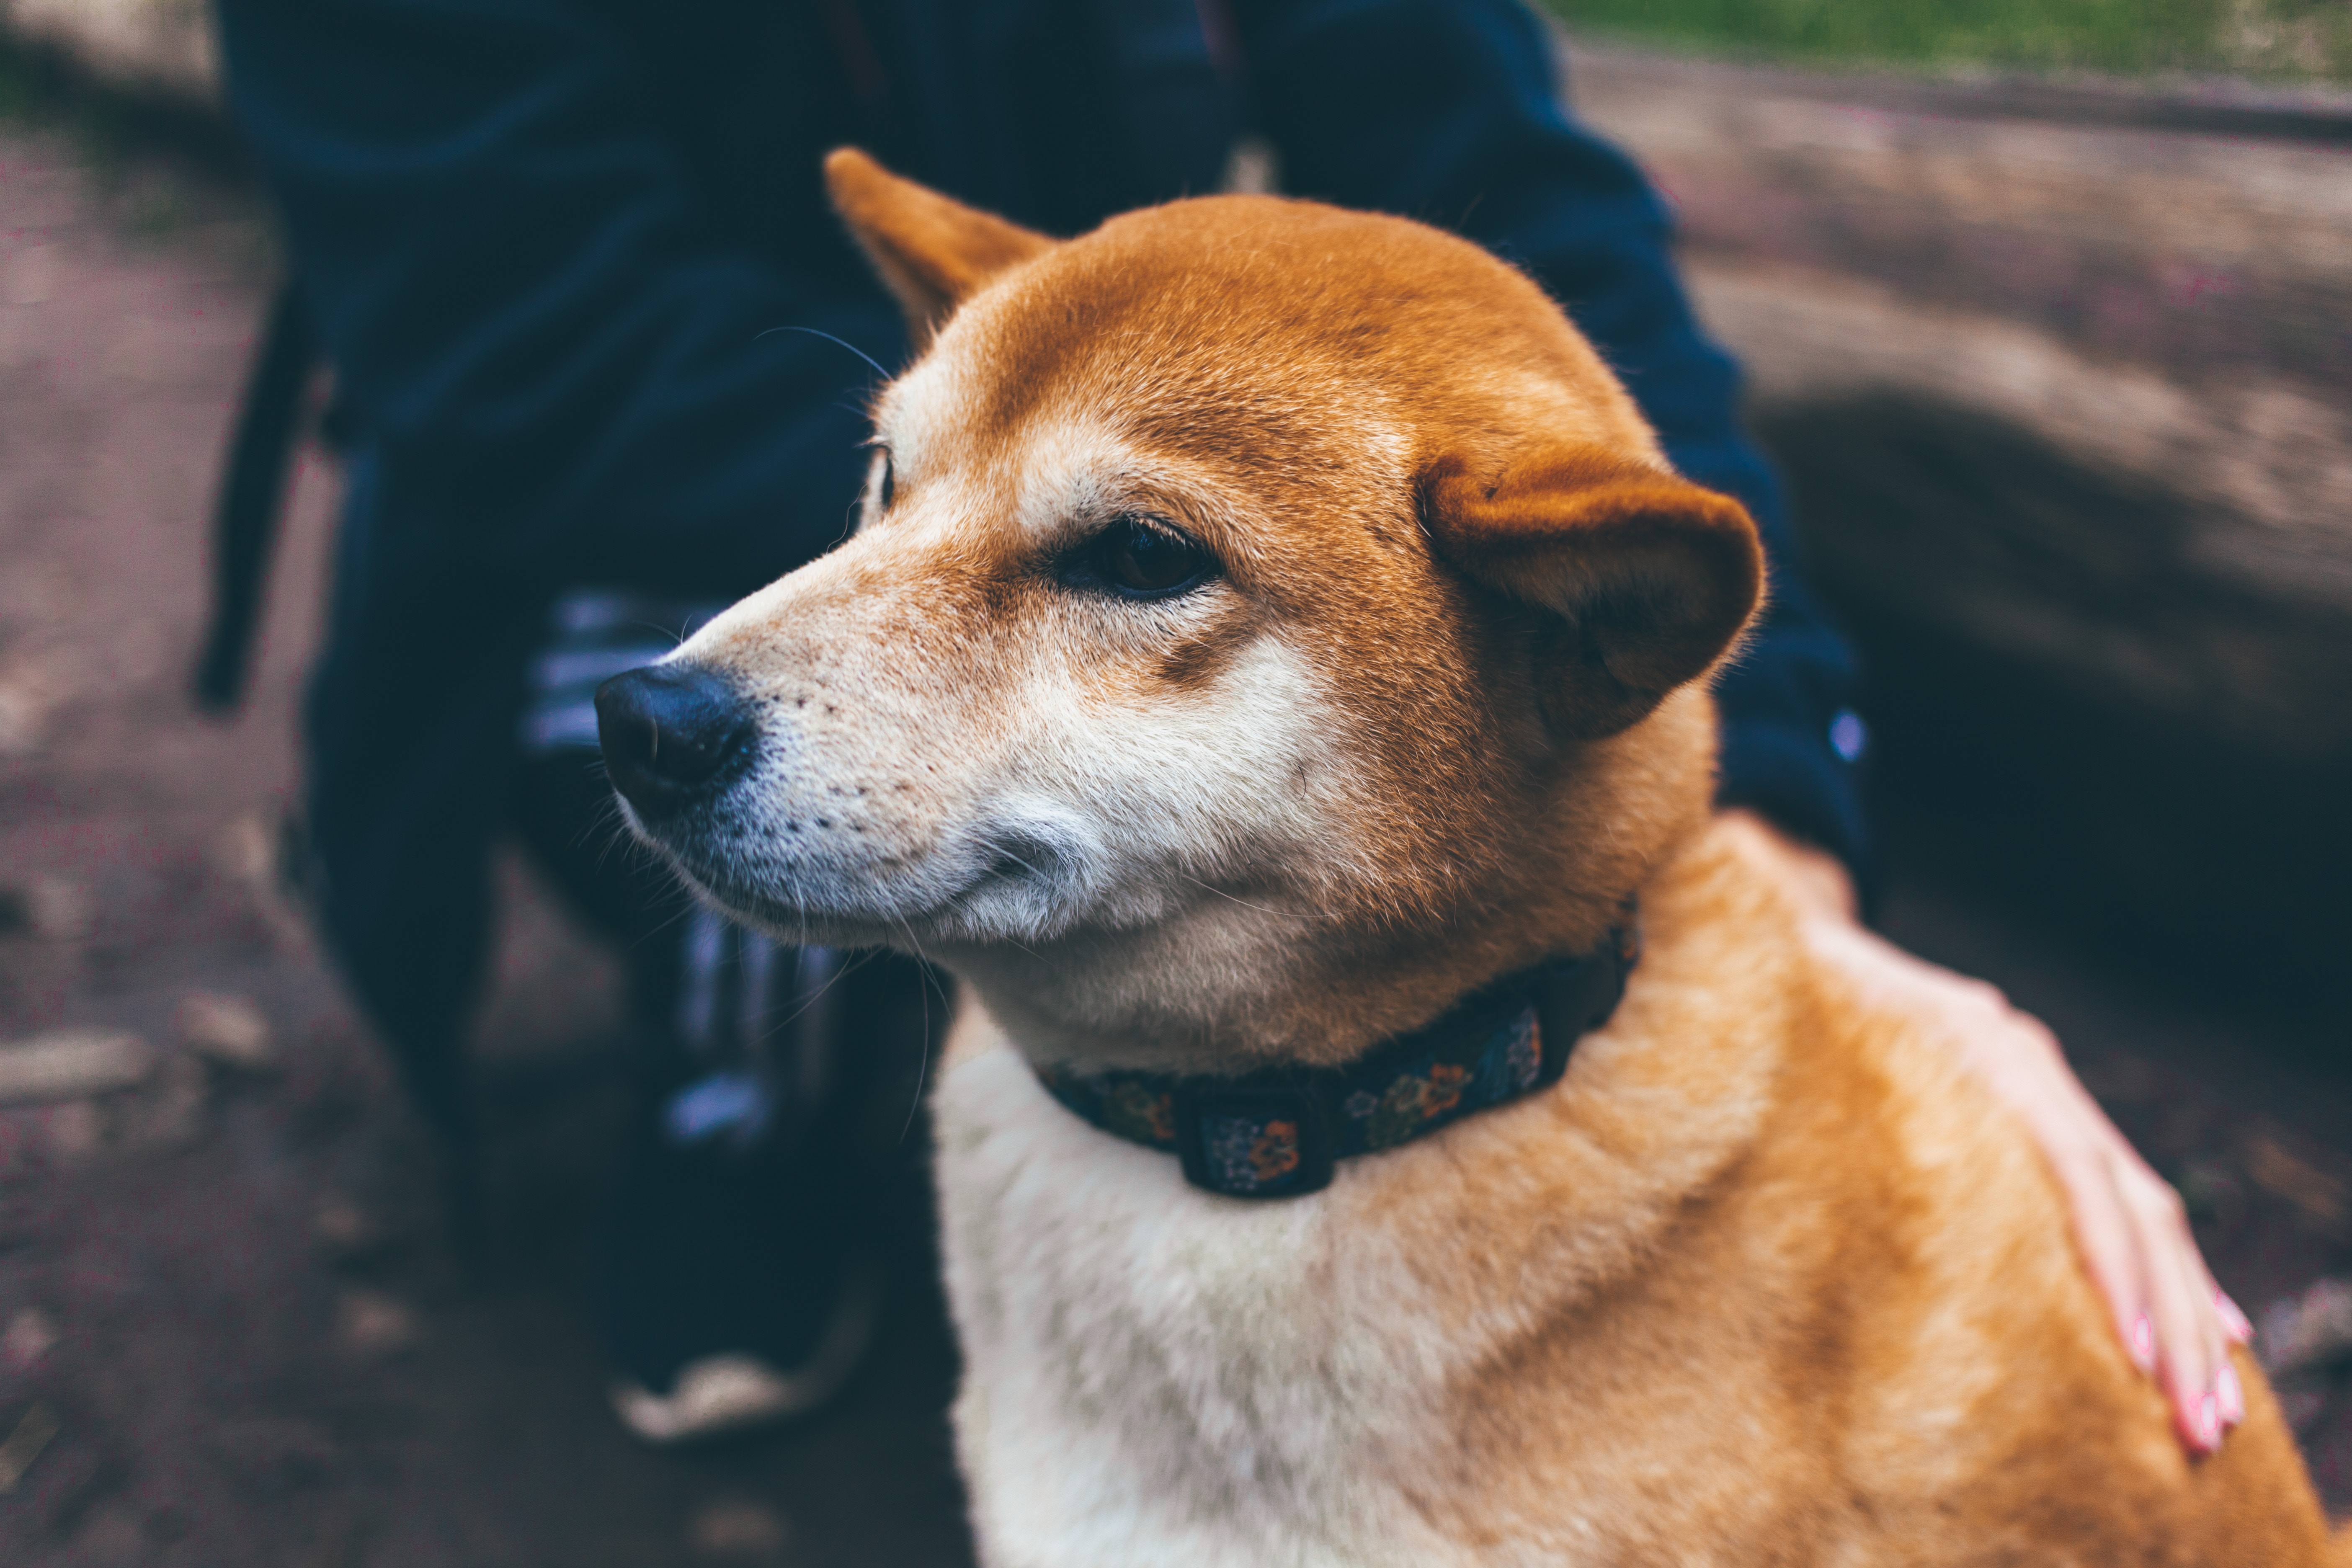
{"left": 1033, "top": 918, "right": 1639, "bottom": 1200}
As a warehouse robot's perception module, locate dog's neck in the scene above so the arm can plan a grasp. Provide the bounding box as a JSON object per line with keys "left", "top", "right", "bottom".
{"left": 934, "top": 692, "right": 1721, "bottom": 1078}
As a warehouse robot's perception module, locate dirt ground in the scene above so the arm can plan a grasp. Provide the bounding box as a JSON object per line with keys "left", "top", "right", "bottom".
{"left": 2, "top": 115, "right": 2351, "bottom": 1567}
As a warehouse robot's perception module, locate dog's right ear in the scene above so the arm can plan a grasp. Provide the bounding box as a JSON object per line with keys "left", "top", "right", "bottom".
{"left": 1423, "top": 445, "right": 1764, "bottom": 742}
{"left": 825, "top": 148, "right": 1056, "bottom": 351}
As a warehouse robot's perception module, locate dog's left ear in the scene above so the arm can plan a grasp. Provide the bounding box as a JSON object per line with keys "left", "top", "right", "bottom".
{"left": 825, "top": 148, "right": 1056, "bottom": 351}
{"left": 1422, "top": 446, "right": 1764, "bottom": 741}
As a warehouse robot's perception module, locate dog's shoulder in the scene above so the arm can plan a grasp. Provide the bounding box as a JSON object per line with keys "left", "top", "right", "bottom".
{"left": 1744, "top": 868, "right": 2339, "bottom": 1562}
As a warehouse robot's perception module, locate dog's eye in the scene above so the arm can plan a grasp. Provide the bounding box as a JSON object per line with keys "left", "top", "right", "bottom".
{"left": 1087, "top": 517, "right": 1217, "bottom": 599}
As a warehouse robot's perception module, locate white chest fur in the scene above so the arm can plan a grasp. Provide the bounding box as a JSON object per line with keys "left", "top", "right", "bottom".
{"left": 933, "top": 1041, "right": 1481, "bottom": 1568}
{"left": 928, "top": 850, "right": 1787, "bottom": 1568}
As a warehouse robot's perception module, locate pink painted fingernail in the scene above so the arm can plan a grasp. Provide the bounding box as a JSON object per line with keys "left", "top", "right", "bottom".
{"left": 2217, "top": 1292, "right": 2254, "bottom": 1345}
{"left": 2218, "top": 1364, "right": 2246, "bottom": 1427}
{"left": 2194, "top": 1393, "right": 2223, "bottom": 1452}
{"left": 2129, "top": 1313, "right": 2156, "bottom": 1372}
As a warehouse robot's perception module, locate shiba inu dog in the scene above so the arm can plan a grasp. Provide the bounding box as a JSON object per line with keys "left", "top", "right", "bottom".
{"left": 596, "top": 148, "right": 2339, "bottom": 1565}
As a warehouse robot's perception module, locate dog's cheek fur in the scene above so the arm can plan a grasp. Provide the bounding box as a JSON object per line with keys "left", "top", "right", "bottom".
{"left": 933, "top": 607, "right": 1346, "bottom": 949}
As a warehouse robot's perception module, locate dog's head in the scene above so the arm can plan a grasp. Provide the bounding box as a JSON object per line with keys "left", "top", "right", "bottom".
{"left": 599, "top": 150, "right": 1761, "bottom": 1070}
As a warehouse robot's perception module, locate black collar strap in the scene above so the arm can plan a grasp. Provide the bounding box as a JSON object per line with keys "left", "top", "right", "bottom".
{"left": 1033, "top": 916, "right": 1639, "bottom": 1200}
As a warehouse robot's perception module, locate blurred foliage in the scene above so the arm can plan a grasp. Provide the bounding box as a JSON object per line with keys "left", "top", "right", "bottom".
{"left": 0, "top": 32, "right": 247, "bottom": 178}
{"left": 0, "top": 33, "right": 262, "bottom": 256}
{"left": 1545, "top": 0, "right": 2352, "bottom": 80}
{"left": 0, "top": 34, "right": 140, "bottom": 156}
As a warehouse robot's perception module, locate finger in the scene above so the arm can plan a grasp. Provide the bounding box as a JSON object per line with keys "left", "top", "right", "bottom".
{"left": 2048, "top": 1144, "right": 2151, "bottom": 1370}
{"left": 2038, "top": 1068, "right": 2235, "bottom": 1440}
{"left": 2170, "top": 1215, "right": 2242, "bottom": 1433}
{"left": 2105, "top": 1135, "right": 2238, "bottom": 1440}
{"left": 2131, "top": 1168, "right": 2221, "bottom": 1451}
{"left": 2217, "top": 1290, "right": 2254, "bottom": 1347}
{"left": 2175, "top": 1251, "right": 2242, "bottom": 1428}
{"left": 2217, "top": 1356, "right": 2247, "bottom": 1431}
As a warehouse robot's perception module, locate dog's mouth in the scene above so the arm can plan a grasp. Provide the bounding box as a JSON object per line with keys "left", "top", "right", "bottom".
{"left": 621, "top": 797, "right": 906, "bottom": 939}
{"left": 619, "top": 774, "right": 1127, "bottom": 952}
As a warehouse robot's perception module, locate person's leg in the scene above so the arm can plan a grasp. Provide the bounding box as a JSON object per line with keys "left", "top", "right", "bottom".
{"left": 511, "top": 592, "right": 893, "bottom": 1441}
{"left": 596, "top": 924, "right": 890, "bottom": 1440}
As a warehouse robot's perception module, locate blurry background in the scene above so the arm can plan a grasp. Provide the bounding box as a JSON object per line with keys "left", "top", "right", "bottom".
{"left": 0, "top": 3, "right": 2346, "bottom": 1564}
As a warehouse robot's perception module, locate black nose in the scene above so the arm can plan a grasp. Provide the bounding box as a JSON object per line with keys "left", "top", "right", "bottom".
{"left": 595, "top": 663, "right": 756, "bottom": 818}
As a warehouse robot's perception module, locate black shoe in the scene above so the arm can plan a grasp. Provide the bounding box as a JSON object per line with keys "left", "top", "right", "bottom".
{"left": 598, "top": 1130, "right": 884, "bottom": 1444}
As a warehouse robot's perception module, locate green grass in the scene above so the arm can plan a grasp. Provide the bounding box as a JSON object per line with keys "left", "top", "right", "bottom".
{"left": 1544, "top": 0, "right": 2352, "bottom": 82}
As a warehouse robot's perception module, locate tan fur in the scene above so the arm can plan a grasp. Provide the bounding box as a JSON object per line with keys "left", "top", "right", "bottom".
{"left": 634, "top": 150, "right": 2339, "bottom": 1563}
{"left": 826, "top": 148, "right": 1056, "bottom": 351}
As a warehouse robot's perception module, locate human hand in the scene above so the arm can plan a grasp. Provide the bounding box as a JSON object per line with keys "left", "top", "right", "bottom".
{"left": 1718, "top": 810, "right": 2252, "bottom": 1454}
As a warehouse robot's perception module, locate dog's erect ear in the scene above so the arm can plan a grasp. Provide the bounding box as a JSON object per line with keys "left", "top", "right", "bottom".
{"left": 825, "top": 148, "right": 1055, "bottom": 350}
{"left": 1423, "top": 446, "right": 1764, "bottom": 741}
